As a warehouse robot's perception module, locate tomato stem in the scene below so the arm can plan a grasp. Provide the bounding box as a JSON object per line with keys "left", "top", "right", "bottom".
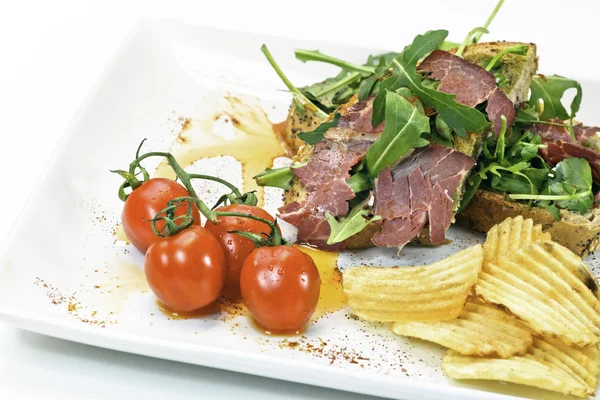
{"left": 124, "top": 148, "right": 252, "bottom": 206}
{"left": 116, "top": 141, "right": 282, "bottom": 245}
{"left": 152, "top": 196, "right": 283, "bottom": 246}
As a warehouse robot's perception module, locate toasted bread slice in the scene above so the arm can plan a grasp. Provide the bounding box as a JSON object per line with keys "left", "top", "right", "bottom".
{"left": 457, "top": 190, "right": 600, "bottom": 257}
{"left": 450, "top": 42, "right": 538, "bottom": 104}
{"left": 283, "top": 42, "right": 538, "bottom": 249}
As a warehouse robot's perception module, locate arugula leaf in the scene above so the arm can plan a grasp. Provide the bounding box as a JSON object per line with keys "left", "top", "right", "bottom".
{"left": 294, "top": 49, "right": 376, "bottom": 75}
{"left": 529, "top": 75, "right": 583, "bottom": 121}
{"left": 390, "top": 58, "right": 490, "bottom": 135}
{"left": 365, "top": 91, "right": 430, "bottom": 177}
{"left": 253, "top": 163, "right": 307, "bottom": 190}
{"left": 484, "top": 44, "right": 530, "bottom": 71}
{"left": 457, "top": 174, "right": 482, "bottom": 213}
{"left": 402, "top": 30, "right": 450, "bottom": 66}
{"left": 298, "top": 113, "right": 341, "bottom": 145}
{"left": 325, "top": 207, "right": 381, "bottom": 245}
{"left": 473, "top": 0, "right": 505, "bottom": 42}
{"left": 510, "top": 158, "right": 594, "bottom": 214}
{"left": 460, "top": 127, "right": 551, "bottom": 212}
{"left": 261, "top": 45, "right": 328, "bottom": 119}
{"left": 358, "top": 75, "right": 379, "bottom": 101}
{"left": 347, "top": 171, "right": 373, "bottom": 193}
{"left": 302, "top": 72, "right": 361, "bottom": 109}
{"left": 439, "top": 40, "right": 460, "bottom": 51}
{"left": 371, "top": 30, "right": 448, "bottom": 126}
{"left": 455, "top": 27, "right": 489, "bottom": 58}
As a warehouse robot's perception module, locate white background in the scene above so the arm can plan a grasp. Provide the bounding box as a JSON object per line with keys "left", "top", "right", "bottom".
{"left": 0, "top": 0, "right": 596, "bottom": 398}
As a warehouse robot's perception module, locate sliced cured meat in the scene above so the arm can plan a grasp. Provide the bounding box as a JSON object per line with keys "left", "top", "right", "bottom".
{"left": 575, "top": 125, "right": 600, "bottom": 144}
{"left": 428, "top": 182, "right": 454, "bottom": 244}
{"left": 540, "top": 141, "right": 600, "bottom": 183}
{"left": 418, "top": 50, "right": 515, "bottom": 136}
{"left": 373, "top": 144, "right": 475, "bottom": 248}
{"left": 408, "top": 167, "right": 433, "bottom": 213}
{"left": 486, "top": 87, "right": 517, "bottom": 135}
{"left": 372, "top": 211, "right": 428, "bottom": 247}
{"left": 531, "top": 121, "right": 600, "bottom": 145}
{"left": 374, "top": 168, "right": 410, "bottom": 220}
{"left": 292, "top": 140, "right": 369, "bottom": 215}
{"left": 278, "top": 139, "right": 369, "bottom": 248}
{"left": 277, "top": 202, "right": 346, "bottom": 251}
{"left": 530, "top": 121, "right": 573, "bottom": 143}
{"left": 336, "top": 97, "right": 384, "bottom": 133}
{"left": 418, "top": 50, "right": 497, "bottom": 107}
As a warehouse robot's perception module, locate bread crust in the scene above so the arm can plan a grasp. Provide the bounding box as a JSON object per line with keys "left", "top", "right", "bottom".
{"left": 457, "top": 190, "right": 600, "bottom": 257}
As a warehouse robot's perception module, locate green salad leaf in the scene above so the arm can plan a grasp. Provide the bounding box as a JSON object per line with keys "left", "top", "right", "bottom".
{"left": 302, "top": 72, "right": 362, "bottom": 109}
{"left": 510, "top": 158, "right": 594, "bottom": 214}
{"left": 295, "top": 49, "right": 376, "bottom": 74}
{"left": 298, "top": 113, "right": 341, "bottom": 145}
{"left": 325, "top": 206, "right": 381, "bottom": 245}
{"left": 529, "top": 75, "right": 583, "bottom": 121}
{"left": 365, "top": 91, "right": 430, "bottom": 177}
{"left": 371, "top": 29, "right": 448, "bottom": 126}
{"left": 252, "top": 163, "right": 307, "bottom": 190}
{"left": 261, "top": 45, "right": 328, "bottom": 119}
{"left": 391, "top": 58, "right": 490, "bottom": 136}
{"left": 370, "top": 30, "right": 490, "bottom": 136}
{"left": 460, "top": 120, "right": 595, "bottom": 219}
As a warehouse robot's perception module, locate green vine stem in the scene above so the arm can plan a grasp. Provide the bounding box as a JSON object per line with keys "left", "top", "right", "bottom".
{"left": 114, "top": 143, "right": 281, "bottom": 246}
{"left": 152, "top": 196, "right": 283, "bottom": 247}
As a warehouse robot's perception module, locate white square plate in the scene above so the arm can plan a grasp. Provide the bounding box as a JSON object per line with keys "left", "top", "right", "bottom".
{"left": 1, "top": 19, "right": 600, "bottom": 400}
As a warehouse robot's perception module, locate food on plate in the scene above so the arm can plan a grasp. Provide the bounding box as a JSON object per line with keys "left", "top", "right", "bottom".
{"left": 391, "top": 298, "right": 532, "bottom": 358}
{"left": 107, "top": 0, "right": 600, "bottom": 396}
{"left": 482, "top": 215, "right": 551, "bottom": 265}
{"left": 345, "top": 215, "right": 600, "bottom": 397}
{"left": 119, "top": 177, "right": 200, "bottom": 253}
{"left": 240, "top": 245, "right": 321, "bottom": 333}
{"left": 476, "top": 240, "right": 600, "bottom": 347}
{"left": 113, "top": 145, "right": 321, "bottom": 327}
{"left": 255, "top": 0, "right": 600, "bottom": 257}
{"left": 342, "top": 245, "right": 483, "bottom": 321}
{"left": 145, "top": 225, "right": 226, "bottom": 312}
{"left": 205, "top": 204, "right": 278, "bottom": 300}
{"left": 255, "top": 32, "right": 543, "bottom": 252}
{"left": 442, "top": 336, "right": 600, "bottom": 398}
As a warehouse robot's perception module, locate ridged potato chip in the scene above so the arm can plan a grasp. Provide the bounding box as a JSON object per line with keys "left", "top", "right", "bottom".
{"left": 392, "top": 298, "right": 532, "bottom": 358}
{"left": 343, "top": 245, "right": 482, "bottom": 322}
{"left": 442, "top": 336, "right": 600, "bottom": 398}
{"left": 476, "top": 241, "right": 600, "bottom": 347}
{"left": 483, "top": 216, "right": 551, "bottom": 265}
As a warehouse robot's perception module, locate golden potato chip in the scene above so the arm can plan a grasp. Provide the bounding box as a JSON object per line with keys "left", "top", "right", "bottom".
{"left": 343, "top": 245, "right": 482, "bottom": 322}
{"left": 483, "top": 216, "right": 551, "bottom": 265}
{"left": 392, "top": 298, "right": 532, "bottom": 358}
{"left": 442, "top": 336, "right": 600, "bottom": 398}
{"left": 476, "top": 241, "right": 600, "bottom": 347}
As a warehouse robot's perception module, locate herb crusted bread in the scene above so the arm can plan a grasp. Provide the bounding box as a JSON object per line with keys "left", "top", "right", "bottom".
{"left": 457, "top": 190, "right": 600, "bottom": 257}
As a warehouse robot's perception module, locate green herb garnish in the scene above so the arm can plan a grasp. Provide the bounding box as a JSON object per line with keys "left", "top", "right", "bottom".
{"left": 365, "top": 91, "right": 430, "bottom": 177}
{"left": 325, "top": 205, "right": 381, "bottom": 245}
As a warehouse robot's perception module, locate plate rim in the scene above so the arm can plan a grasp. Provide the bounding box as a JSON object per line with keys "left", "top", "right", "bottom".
{"left": 0, "top": 304, "right": 519, "bottom": 400}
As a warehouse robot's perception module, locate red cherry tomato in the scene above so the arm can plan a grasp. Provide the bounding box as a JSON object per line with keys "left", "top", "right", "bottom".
{"left": 204, "top": 204, "right": 277, "bottom": 300}
{"left": 122, "top": 178, "right": 200, "bottom": 253}
{"left": 144, "top": 226, "right": 226, "bottom": 312}
{"left": 240, "top": 246, "right": 321, "bottom": 332}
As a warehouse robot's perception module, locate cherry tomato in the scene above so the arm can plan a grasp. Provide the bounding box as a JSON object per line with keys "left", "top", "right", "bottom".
{"left": 240, "top": 246, "right": 321, "bottom": 332}
{"left": 205, "top": 204, "right": 277, "bottom": 300}
{"left": 145, "top": 225, "right": 226, "bottom": 312}
{"left": 122, "top": 178, "right": 200, "bottom": 253}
